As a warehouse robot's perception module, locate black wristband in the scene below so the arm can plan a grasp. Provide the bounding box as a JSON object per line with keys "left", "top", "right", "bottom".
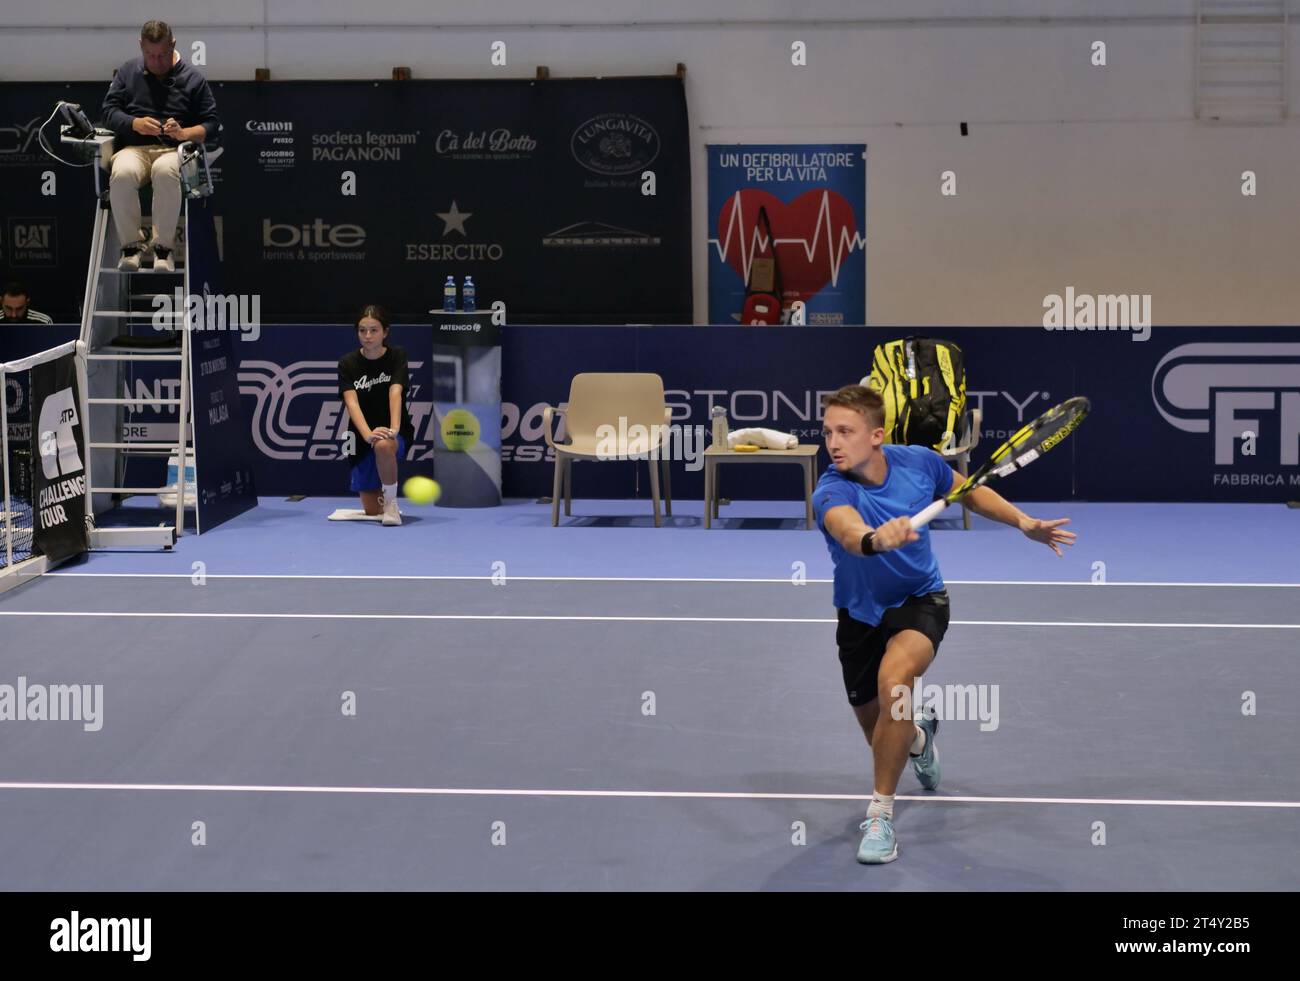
{"left": 860, "top": 531, "right": 877, "bottom": 556}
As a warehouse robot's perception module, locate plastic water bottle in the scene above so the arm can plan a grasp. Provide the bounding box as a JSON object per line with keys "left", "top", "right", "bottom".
{"left": 443, "top": 275, "right": 457, "bottom": 312}
{"left": 711, "top": 406, "right": 729, "bottom": 448}
{"left": 462, "top": 276, "right": 476, "bottom": 313}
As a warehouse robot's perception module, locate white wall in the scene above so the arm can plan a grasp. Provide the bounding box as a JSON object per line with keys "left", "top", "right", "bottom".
{"left": 4, "top": 1, "right": 1298, "bottom": 325}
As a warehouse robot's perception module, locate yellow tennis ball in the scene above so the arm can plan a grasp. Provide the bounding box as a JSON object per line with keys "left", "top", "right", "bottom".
{"left": 441, "top": 409, "right": 480, "bottom": 451}
{"left": 402, "top": 476, "right": 441, "bottom": 505}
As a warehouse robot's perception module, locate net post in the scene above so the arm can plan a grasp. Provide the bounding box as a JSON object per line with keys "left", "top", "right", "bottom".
{"left": 1, "top": 359, "right": 11, "bottom": 569}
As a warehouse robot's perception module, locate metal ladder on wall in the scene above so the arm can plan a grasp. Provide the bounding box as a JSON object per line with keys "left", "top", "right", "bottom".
{"left": 1196, "top": 0, "right": 1290, "bottom": 122}
{"left": 78, "top": 149, "right": 195, "bottom": 549}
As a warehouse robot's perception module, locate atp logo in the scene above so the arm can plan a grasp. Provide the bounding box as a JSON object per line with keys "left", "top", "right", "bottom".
{"left": 1152, "top": 343, "right": 1300, "bottom": 469}
{"left": 37, "top": 388, "right": 84, "bottom": 479}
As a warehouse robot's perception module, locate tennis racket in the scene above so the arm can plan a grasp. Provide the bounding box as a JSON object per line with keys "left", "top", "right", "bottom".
{"left": 909, "top": 396, "right": 1090, "bottom": 530}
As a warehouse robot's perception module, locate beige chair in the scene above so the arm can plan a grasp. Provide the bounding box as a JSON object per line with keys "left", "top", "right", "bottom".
{"left": 543, "top": 373, "right": 674, "bottom": 527}
{"left": 858, "top": 374, "right": 982, "bottom": 530}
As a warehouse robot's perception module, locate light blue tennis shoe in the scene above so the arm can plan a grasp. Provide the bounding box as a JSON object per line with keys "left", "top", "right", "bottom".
{"left": 856, "top": 814, "right": 898, "bottom": 864}
{"left": 911, "top": 704, "right": 941, "bottom": 791}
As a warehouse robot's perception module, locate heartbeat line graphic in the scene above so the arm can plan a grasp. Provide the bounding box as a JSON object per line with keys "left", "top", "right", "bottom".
{"left": 709, "top": 190, "right": 865, "bottom": 288}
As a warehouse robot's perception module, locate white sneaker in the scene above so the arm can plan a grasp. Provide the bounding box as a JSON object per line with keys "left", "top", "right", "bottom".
{"left": 117, "top": 244, "right": 144, "bottom": 272}
{"left": 381, "top": 499, "right": 402, "bottom": 526}
{"left": 152, "top": 245, "right": 175, "bottom": 273}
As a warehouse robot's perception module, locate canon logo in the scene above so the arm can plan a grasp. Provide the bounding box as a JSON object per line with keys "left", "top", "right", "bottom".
{"left": 246, "top": 120, "right": 293, "bottom": 133}
{"left": 262, "top": 219, "right": 365, "bottom": 248}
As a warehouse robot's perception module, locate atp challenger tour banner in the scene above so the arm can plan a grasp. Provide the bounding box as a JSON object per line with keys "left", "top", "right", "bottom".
{"left": 30, "top": 347, "right": 90, "bottom": 561}
{"left": 3, "top": 326, "right": 1294, "bottom": 503}
{"left": 707, "top": 144, "right": 866, "bottom": 326}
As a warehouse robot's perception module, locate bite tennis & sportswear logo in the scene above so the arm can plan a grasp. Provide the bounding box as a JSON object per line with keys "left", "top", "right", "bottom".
{"left": 0, "top": 676, "right": 103, "bottom": 731}
{"left": 1152, "top": 342, "right": 1300, "bottom": 481}
{"left": 50, "top": 911, "right": 149, "bottom": 960}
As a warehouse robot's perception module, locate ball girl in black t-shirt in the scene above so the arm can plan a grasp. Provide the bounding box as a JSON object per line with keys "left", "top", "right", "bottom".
{"left": 336, "top": 304, "right": 415, "bottom": 525}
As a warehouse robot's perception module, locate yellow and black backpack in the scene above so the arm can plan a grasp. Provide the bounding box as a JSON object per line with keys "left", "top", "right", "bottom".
{"left": 866, "top": 336, "right": 966, "bottom": 450}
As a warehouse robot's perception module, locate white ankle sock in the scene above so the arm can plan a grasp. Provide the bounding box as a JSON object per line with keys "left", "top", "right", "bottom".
{"left": 866, "top": 792, "right": 895, "bottom": 820}
{"left": 909, "top": 725, "right": 927, "bottom": 757}
{"left": 382, "top": 482, "right": 397, "bottom": 506}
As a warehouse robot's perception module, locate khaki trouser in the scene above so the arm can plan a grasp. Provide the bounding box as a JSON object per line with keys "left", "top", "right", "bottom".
{"left": 109, "top": 145, "right": 181, "bottom": 251}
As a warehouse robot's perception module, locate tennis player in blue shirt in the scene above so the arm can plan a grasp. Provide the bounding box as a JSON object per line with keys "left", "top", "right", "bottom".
{"left": 813, "top": 384, "right": 1075, "bottom": 864}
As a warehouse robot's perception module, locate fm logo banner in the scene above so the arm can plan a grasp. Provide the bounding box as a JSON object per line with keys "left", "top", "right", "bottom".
{"left": 1152, "top": 342, "right": 1300, "bottom": 487}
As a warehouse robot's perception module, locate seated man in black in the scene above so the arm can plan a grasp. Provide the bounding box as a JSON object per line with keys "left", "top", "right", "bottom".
{"left": 2, "top": 282, "right": 53, "bottom": 324}
{"left": 102, "top": 18, "right": 219, "bottom": 273}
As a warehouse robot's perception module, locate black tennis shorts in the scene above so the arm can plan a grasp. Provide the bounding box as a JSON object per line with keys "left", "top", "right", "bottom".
{"left": 836, "top": 591, "right": 950, "bottom": 707}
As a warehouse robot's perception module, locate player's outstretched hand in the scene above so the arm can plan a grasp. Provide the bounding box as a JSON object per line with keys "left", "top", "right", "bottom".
{"left": 872, "top": 516, "right": 920, "bottom": 553}
{"left": 1020, "top": 517, "right": 1076, "bottom": 556}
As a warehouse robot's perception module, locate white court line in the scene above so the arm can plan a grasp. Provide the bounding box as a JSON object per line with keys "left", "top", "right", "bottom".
{"left": 43, "top": 572, "right": 1300, "bottom": 587}
{"left": 0, "top": 781, "right": 1295, "bottom": 808}
{"left": 0, "top": 611, "right": 1296, "bottom": 628}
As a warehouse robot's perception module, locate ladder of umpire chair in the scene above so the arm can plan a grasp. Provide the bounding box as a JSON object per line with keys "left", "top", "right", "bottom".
{"left": 79, "top": 187, "right": 193, "bottom": 549}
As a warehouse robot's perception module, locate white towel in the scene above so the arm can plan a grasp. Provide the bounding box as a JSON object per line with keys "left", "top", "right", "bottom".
{"left": 328, "top": 508, "right": 399, "bottom": 522}
{"left": 727, "top": 427, "right": 798, "bottom": 450}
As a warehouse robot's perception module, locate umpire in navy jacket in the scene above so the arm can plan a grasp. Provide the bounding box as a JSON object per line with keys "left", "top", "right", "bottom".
{"left": 102, "top": 19, "right": 219, "bottom": 273}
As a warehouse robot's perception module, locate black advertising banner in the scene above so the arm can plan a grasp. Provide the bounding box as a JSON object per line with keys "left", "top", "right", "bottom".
{"left": 3, "top": 76, "right": 691, "bottom": 325}
{"left": 213, "top": 77, "right": 690, "bottom": 323}
{"left": 431, "top": 311, "right": 502, "bottom": 507}
{"left": 185, "top": 196, "right": 258, "bottom": 532}
{"left": 0, "top": 83, "right": 104, "bottom": 322}
{"left": 30, "top": 349, "right": 89, "bottom": 561}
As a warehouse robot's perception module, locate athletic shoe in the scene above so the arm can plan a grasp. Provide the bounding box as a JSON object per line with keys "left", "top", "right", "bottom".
{"left": 856, "top": 815, "right": 898, "bottom": 864}
{"left": 118, "top": 244, "right": 144, "bottom": 272}
{"left": 152, "top": 244, "right": 175, "bottom": 273}
{"left": 381, "top": 498, "right": 402, "bottom": 526}
{"left": 910, "top": 703, "right": 941, "bottom": 790}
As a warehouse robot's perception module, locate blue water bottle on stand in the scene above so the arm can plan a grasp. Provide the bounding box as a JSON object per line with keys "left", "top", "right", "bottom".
{"left": 443, "top": 275, "right": 457, "bottom": 312}
{"left": 462, "top": 276, "right": 476, "bottom": 313}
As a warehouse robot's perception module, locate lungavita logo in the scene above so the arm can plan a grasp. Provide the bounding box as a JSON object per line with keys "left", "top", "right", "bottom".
{"left": 571, "top": 113, "right": 661, "bottom": 175}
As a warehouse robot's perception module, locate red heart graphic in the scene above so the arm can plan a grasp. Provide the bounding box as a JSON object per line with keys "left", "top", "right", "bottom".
{"left": 716, "top": 188, "right": 861, "bottom": 303}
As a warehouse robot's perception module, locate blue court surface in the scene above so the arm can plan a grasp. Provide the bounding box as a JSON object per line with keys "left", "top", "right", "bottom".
{"left": 0, "top": 497, "right": 1297, "bottom": 890}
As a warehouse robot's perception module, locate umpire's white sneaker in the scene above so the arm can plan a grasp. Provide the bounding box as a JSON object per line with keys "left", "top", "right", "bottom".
{"left": 152, "top": 244, "right": 175, "bottom": 273}
{"left": 381, "top": 498, "right": 402, "bottom": 526}
{"left": 117, "top": 244, "right": 144, "bottom": 272}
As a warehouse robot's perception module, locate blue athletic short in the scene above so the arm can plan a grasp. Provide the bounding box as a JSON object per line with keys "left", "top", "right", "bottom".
{"left": 349, "top": 435, "right": 406, "bottom": 492}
